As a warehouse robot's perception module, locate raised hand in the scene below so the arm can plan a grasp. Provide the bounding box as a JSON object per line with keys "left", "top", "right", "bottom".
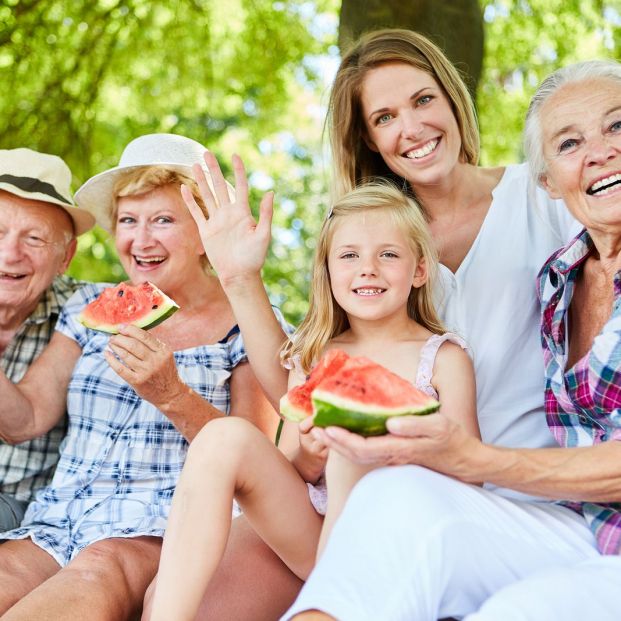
{"left": 181, "top": 151, "right": 274, "bottom": 288}
{"left": 104, "top": 324, "right": 185, "bottom": 410}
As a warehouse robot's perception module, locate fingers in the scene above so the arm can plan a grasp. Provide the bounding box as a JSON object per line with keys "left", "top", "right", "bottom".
{"left": 181, "top": 183, "right": 210, "bottom": 227}
{"left": 298, "top": 416, "right": 314, "bottom": 433}
{"left": 190, "top": 162, "right": 218, "bottom": 219}
{"left": 114, "top": 324, "right": 164, "bottom": 353}
{"left": 231, "top": 153, "right": 248, "bottom": 204}
{"left": 386, "top": 413, "right": 448, "bottom": 438}
{"left": 203, "top": 151, "right": 234, "bottom": 207}
{"left": 257, "top": 191, "right": 274, "bottom": 239}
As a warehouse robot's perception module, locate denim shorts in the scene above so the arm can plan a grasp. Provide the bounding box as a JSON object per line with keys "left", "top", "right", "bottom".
{"left": 0, "top": 493, "right": 27, "bottom": 533}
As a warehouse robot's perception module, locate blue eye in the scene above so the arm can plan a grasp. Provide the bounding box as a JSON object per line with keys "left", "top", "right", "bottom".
{"left": 610, "top": 120, "right": 621, "bottom": 132}
{"left": 558, "top": 138, "right": 579, "bottom": 152}
{"left": 340, "top": 252, "right": 358, "bottom": 259}
{"left": 155, "top": 216, "right": 173, "bottom": 224}
{"left": 377, "top": 113, "right": 393, "bottom": 125}
{"left": 417, "top": 95, "right": 433, "bottom": 106}
{"left": 117, "top": 216, "right": 135, "bottom": 224}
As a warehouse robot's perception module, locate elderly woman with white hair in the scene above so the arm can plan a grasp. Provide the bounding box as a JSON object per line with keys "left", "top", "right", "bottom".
{"left": 0, "top": 133, "right": 286, "bottom": 621}
{"left": 283, "top": 61, "right": 621, "bottom": 621}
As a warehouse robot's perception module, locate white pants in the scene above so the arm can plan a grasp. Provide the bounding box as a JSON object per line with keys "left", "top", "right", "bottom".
{"left": 283, "top": 466, "right": 621, "bottom": 621}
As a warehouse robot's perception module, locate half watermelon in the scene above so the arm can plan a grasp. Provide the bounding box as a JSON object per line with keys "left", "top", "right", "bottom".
{"left": 279, "top": 349, "right": 350, "bottom": 422}
{"left": 312, "top": 357, "right": 440, "bottom": 436}
{"left": 78, "top": 281, "right": 179, "bottom": 334}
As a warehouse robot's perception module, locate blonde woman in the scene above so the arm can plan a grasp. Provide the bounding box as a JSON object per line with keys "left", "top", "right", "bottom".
{"left": 0, "top": 134, "right": 282, "bottom": 621}
{"left": 148, "top": 181, "right": 480, "bottom": 621}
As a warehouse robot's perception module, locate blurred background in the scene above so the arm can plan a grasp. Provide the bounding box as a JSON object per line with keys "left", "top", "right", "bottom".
{"left": 1, "top": 0, "right": 620, "bottom": 323}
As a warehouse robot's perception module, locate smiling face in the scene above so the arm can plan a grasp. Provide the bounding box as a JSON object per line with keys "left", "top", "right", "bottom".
{"left": 114, "top": 184, "right": 206, "bottom": 296}
{"left": 327, "top": 209, "right": 427, "bottom": 325}
{"left": 0, "top": 190, "right": 76, "bottom": 323}
{"left": 360, "top": 62, "right": 463, "bottom": 189}
{"left": 539, "top": 77, "right": 621, "bottom": 236}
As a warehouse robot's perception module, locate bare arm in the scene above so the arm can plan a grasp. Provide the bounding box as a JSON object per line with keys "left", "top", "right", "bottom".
{"left": 313, "top": 414, "right": 621, "bottom": 503}
{"left": 182, "top": 152, "right": 289, "bottom": 406}
{"left": 432, "top": 342, "right": 480, "bottom": 440}
{"left": 0, "top": 331, "right": 79, "bottom": 443}
{"left": 107, "top": 325, "right": 279, "bottom": 442}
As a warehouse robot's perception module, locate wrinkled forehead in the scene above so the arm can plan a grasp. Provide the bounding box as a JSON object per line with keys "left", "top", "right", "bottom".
{"left": 0, "top": 192, "right": 73, "bottom": 239}
{"left": 541, "top": 78, "right": 621, "bottom": 143}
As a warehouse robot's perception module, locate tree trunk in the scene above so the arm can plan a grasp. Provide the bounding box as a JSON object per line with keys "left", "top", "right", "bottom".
{"left": 338, "top": 0, "right": 484, "bottom": 97}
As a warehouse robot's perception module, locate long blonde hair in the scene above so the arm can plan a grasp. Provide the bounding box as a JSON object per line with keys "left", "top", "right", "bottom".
{"left": 328, "top": 28, "right": 479, "bottom": 200}
{"left": 284, "top": 182, "right": 444, "bottom": 374}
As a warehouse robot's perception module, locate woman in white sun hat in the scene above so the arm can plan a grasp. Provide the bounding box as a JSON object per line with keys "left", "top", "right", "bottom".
{"left": 0, "top": 133, "right": 288, "bottom": 621}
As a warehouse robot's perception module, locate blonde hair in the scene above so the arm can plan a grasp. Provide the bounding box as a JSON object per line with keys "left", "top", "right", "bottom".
{"left": 328, "top": 28, "right": 479, "bottom": 199}
{"left": 111, "top": 166, "right": 210, "bottom": 268}
{"left": 284, "top": 182, "right": 444, "bottom": 374}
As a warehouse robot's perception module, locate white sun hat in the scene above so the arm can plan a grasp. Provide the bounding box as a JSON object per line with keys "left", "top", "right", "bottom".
{"left": 0, "top": 147, "right": 95, "bottom": 236}
{"left": 74, "top": 133, "right": 234, "bottom": 231}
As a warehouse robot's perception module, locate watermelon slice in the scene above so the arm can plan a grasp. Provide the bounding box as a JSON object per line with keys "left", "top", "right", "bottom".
{"left": 78, "top": 281, "right": 179, "bottom": 334}
{"left": 279, "top": 349, "right": 350, "bottom": 422}
{"left": 312, "top": 357, "right": 440, "bottom": 436}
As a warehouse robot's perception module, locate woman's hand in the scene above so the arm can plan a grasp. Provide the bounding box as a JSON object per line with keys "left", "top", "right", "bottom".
{"left": 312, "top": 414, "right": 485, "bottom": 484}
{"left": 182, "top": 152, "right": 274, "bottom": 288}
{"left": 105, "top": 324, "right": 185, "bottom": 410}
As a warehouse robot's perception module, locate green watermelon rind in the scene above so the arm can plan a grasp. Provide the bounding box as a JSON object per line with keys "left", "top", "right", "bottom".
{"left": 279, "top": 394, "right": 309, "bottom": 423}
{"left": 78, "top": 289, "right": 179, "bottom": 334}
{"left": 312, "top": 392, "right": 440, "bottom": 437}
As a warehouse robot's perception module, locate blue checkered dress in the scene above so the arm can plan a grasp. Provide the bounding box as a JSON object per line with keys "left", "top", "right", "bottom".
{"left": 0, "top": 283, "right": 266, "bottom": 566}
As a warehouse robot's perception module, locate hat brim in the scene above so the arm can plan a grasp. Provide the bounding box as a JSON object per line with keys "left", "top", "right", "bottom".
{"left": 75, "top": 162, "right": 234, "bottom": 232}
{"left": 0, "top": 181, "right": 95, "bottom": 237}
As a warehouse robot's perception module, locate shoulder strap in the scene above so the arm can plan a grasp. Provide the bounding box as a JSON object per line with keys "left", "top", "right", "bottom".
{"left": 415, "top": 332, "right": 469, "bottom": 398}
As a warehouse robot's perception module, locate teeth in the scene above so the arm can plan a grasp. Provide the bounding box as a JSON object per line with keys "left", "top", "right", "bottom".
{"left": 0, "top": 272, "right": 24, "bottom": 279}
{"left": 135, "top": 256, "right": 165, "bottom": 263}
{"left": 355, "top": 288, "right": 384, "bottom": 296}
{"left": 405, "top": 139, "right": 438, "bottom": 159}
{"left": 588, "top": 173, "right": 621, "bottom": 195}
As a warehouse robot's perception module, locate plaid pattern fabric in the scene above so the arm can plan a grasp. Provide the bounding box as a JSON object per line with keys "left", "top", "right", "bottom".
{"left": 0, "top": 275, "right": 84, "bottom": 502}
{"left": 538, "top": 229, "right": 621, "bottom": 555}
{"left": 1, "top": 283, "right": 290, "bottom": 565}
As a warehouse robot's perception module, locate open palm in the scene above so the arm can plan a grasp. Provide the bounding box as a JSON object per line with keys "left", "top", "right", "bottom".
{"left": 181, "top": 151, "right": 273, "bottom": 285}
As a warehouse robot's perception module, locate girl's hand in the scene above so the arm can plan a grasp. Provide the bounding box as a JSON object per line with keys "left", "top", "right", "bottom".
{"left": 104, "top": 324, "right": 185, "bottom": 410}
{"left": 312, "top": 414, "right": 485, "bottom": 484}
{"left": 182, "top": 152, "right": 274, "bottom": 288}
{"left": 292, "top": 416, "right": 328, "bottom": 484}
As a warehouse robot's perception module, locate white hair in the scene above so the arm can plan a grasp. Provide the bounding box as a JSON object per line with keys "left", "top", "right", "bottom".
{"left": 524, "top": 60, "right": 621, "bottom": 186}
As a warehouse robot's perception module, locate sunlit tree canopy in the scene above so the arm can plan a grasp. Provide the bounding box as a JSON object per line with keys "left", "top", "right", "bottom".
{"left": 1, "top": 0, "right": 620, "bottom": 323}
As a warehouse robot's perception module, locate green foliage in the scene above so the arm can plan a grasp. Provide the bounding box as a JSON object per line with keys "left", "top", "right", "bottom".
{"left": 2, "top": 0, "right": 620, "bottom": 325}
{"left": 0, "top": 0, "right": 338, "bottom": 324}
{"left": 478, "top": 0, "right": 621, "bottom": 165}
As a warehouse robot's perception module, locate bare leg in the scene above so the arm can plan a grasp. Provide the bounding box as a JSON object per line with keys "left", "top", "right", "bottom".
{"left": 316, "top": 451, "right": 373, "bottom": 558}
{"left": 2, "top": 536, "right": 161, "bottom": 621}
{"left": 149, "top": 417, "right": 323, "bottom": 621}
{"left": 0, "top": 539, "right": 61, "bottom": 613}
{"left": 142, "top": 515, "right": 303, "bottom": 621}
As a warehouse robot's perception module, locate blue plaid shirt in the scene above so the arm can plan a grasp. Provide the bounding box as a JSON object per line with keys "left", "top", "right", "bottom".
{"left": 538, "top": 229, "right": 621, "bottom": 555}
{"left": 1, "top": 283, "right": 288, "bottom": 565}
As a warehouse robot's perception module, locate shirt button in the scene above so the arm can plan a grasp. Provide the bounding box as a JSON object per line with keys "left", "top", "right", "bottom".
{"left": 578, "top": 415, "right": 588, "bottom": 425}
{"left": 601, "top": 433, "right": 608, "bottom": 441}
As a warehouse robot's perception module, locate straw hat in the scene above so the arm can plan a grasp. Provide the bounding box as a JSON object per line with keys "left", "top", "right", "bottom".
{"left": 0, "top": 148, "right": 95, "bottom": 236}
{"left": 74, "top": 133, "right": 233, "bottom": 231}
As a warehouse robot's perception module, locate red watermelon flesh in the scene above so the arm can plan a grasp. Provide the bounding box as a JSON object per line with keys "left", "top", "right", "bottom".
{"left": 78, "top": 281, "right": 179, "bottom": 334}
{"left": 312, "top": 357, "right": 440, "bottom": 436}
{"left": 279, "top": 349, "right": 350, "bottom": 422}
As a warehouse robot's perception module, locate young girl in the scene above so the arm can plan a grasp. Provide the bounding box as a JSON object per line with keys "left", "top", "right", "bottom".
{"left": 148, "top": 180, "right": 479, "bottom": 621}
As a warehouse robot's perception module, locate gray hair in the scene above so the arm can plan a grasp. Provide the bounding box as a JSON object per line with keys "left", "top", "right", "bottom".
{"left": 524, "top": 60, "right": 621, "bottom": 186}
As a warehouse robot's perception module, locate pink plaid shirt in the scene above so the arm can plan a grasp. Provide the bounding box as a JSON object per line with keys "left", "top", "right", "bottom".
{"left": 538, "top": 229, "right": 621, "bottom": 555}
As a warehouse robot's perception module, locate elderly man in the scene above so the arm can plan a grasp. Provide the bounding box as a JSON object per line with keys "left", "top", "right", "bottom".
{"left": 0, "top": 148, "right": 94, "bottom": 531}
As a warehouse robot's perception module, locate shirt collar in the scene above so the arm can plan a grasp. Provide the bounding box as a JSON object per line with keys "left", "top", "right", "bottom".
{"left": 548, "top": 228, "right": 593, "bottom": 276}
{"left": 24, "top": 278, "right": 64, "bottom": 326}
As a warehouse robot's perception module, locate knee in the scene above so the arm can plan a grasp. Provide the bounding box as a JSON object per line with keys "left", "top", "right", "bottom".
{"left": 67, "top": 540, "right": 133, "bottom": 593}
{"left": 188, "top": 416, "right": 259, "bottom": 467}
